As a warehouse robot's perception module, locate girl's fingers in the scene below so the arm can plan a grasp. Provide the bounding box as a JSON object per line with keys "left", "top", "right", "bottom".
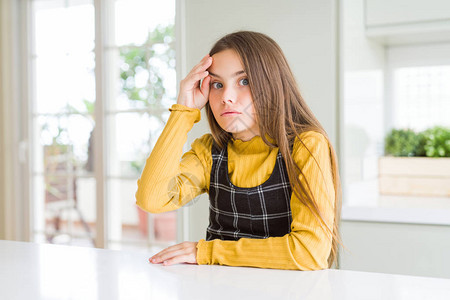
{"left": 150, "top": 244, "right": 183, "bottom": 260}
{"left": 149, "top": 242, "right": 198, "bottom": 266}
{"left": 183, "top": 71, "right": 209, "bottom": 89}
{"left": 162, "top": 254, "right": 193, "bottom": 266}
{"left": 150, "top": 247, "right": 176, "bottom": 262}
{"left": 200, "top": 75, "right": 211, "bottom": 97}
{"left": 149, "top": 242, "right": 187, "bottom": 262}
{"left": 150, "top": 249, "right": 185, "bottom": 264}
{"left": 190, "top": 56, "right": 212, "bottom": 76}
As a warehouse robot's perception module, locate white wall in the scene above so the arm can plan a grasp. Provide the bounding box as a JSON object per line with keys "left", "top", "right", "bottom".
{"left": 179, "top": 0, "right": 338, "bottom": 241}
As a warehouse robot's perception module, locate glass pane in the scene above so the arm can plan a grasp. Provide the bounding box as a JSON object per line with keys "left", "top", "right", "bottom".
{"left": 109, "top": 0, "right": 176, "bottom": 111}
{"left": 33, "top": 173, "right": 96, "bottom": 246}
{"left": 115, "top": 0, "right": 175, "bottom": 46}
{"left": 33, "top": 1, "right": 95, "bottom": 114}
{"left": 105, "top": 0, "right": 176, "bottom": 250}
{"left": 343, "top": 71, "right": 384, "bottom": 207}
{"left": 34, "top": 53, "right": 95, "bottom": 114}
{"left": 393, "top": 66, "right": 450, "bottom": 131}
{"left": 33, "top": 114, "right": 96, "bottom": 245}
{"left": 34, "top": 0, "right": 95, "bottom": 56}
{"left": 106, "top": 112, "right": 168, "bottom": 178}
{"left": 31, "top": 0, "right": 96, "bottom": 247}
{"left": 108, "top": 179, "right": 177, "bottom": 251}
{"left": 34, "top": 115, "right": 95, "bottom": 174}
{"left": 114, "top": 42, "right": 176, "bottom": 111}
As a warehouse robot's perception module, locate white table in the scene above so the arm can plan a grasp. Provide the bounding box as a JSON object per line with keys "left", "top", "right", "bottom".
{"left": 1, "top": 240, "right": 449, "bottom": 300}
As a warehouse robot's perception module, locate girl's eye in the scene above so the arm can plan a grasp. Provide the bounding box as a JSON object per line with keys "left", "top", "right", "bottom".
{"left": 239, "top": 78, "right": 249, "bottom": 86}
{"left": 212, "top": 82, "right": 223, "bottom": 89}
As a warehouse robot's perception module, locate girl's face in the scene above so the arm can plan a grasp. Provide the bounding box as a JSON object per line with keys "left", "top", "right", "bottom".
{"left": 208, "top": 49, "right": 259, "bottom": 141}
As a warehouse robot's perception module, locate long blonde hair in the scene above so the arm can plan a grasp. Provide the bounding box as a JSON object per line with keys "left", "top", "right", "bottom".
{"left": 205, "top": 31, "right": 342, "bottom": 268}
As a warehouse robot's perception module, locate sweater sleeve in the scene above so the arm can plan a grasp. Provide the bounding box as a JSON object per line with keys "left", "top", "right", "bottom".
{"left": 196, "top": 132, "right": 335, "bottom": 270}
{"left": 135, "top": 104, "right": 212, "bottom": 214}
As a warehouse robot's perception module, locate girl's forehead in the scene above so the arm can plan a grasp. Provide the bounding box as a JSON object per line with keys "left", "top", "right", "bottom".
{"left": 209, "top": 49, "right": 245, "bottom": 76}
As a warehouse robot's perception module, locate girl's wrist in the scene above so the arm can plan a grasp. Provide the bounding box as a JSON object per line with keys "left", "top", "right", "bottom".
{"left": 176, "top": 98, "right": 196, "bottom": 110}
{"left": 176, "top": 100, "right": 203, "bottom": 110}
{"left": 171, "top": 103, "right": 200, "bottom": 112}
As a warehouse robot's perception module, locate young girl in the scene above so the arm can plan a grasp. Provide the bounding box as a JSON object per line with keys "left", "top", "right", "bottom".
{"left": 136, "top": 31, "right": 341, "bottom": 270}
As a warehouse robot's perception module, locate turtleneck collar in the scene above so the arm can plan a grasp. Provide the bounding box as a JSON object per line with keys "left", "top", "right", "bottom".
{"left": 229, "top": 134, "right": 277, "bottom": 154}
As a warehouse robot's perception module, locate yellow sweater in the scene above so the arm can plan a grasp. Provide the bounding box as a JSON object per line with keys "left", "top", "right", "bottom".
{"left": 136, "top": 104, "right": 335, "bottom": 270}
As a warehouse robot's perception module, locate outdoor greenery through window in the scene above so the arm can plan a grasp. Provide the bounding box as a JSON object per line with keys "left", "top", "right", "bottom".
{"left": 30, "top": 0, "right": 176, "bottom": 251}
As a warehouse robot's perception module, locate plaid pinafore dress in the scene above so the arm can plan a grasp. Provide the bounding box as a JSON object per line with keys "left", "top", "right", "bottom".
{"left": 206, "top": 142, "right": 293, "bottom": 241}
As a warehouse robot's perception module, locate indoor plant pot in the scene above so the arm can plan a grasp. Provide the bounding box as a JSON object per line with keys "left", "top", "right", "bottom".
{"left": 379, "top": 156, "right": 450, "bottom": 197}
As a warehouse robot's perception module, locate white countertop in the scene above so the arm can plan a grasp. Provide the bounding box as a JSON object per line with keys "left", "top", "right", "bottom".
{"left": 1, "top": 240, "right": 450, "bottom": 300}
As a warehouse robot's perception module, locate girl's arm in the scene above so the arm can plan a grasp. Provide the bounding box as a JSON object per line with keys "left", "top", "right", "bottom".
{"left": 196, "top": 132, "right": 335, "bottom": 270}
{"left": 136, "top": 54, "right": 213, "bottom": 213}
{"left": 135, "top": 104, "right": 212, "bottom": 213}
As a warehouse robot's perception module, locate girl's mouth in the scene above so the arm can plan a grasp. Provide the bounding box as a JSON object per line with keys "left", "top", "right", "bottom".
{"left": 221, "top": 111, "right": 241, "bottom": 116}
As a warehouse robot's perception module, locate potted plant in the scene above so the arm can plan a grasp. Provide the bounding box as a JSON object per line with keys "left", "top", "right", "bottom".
{"left": 379, "top": 126, "right": 450, "bottom": 197}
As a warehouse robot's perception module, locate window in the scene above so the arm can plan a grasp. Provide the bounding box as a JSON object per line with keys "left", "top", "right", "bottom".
{"left": 30, "top": 0, "right": 177, "bottom": 251}
{"left": 388, "top": 46, "right": 450, "bottom": 131}
{"left": 341, "top": 0, "right": 450, "bottom": 220}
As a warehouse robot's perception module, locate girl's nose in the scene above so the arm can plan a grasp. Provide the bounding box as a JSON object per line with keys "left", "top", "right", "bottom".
{"left": 221, "top": 98, "right": 234, "bottom": 104}
{"left": 221, "top": 87, "right": 236, "bottom": 104}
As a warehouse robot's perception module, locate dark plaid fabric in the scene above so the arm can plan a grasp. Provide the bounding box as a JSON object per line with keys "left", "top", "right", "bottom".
{"left": 206, "top": 142, "right": 293, "bottom": 241}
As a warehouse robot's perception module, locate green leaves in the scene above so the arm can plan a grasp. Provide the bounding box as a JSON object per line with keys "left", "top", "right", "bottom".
{"left": 119, "top": 23, "right": 175, "bottom": 113}
{"left": 118, "top": 24, "right": 175, "bottom": 175}
{"left": 384, "top": 126, "right": 450, "bottom": 157}
{"left": 423, "top": 126, "right": 450, "bottom": 157}
{"left": 384, "top": 129, "right": 424, "bottom": 157}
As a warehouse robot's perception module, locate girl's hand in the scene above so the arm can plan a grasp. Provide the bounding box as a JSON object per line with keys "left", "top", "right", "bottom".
{"left": 149, "top": 241, "right": 198, "bottom": 266}
{"left": 177, "top": 54, "right": 212, "bottom": 110}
